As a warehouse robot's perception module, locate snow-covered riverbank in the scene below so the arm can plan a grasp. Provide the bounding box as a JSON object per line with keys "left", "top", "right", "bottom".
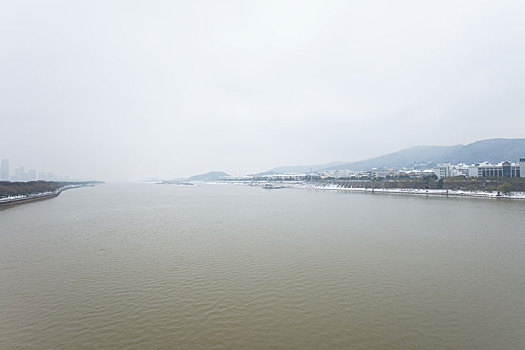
{"left": 286, "top": 182, "right": 525, "bottom": 199}
{"left": 0, "top": 184, "right": 87, "bottom": 206}
{"left": 222, "top": 181, "right": 525, "bottom": 200}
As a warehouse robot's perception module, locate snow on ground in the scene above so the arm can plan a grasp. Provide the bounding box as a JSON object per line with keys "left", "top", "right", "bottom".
{"left": 0, "top": 185, "right": 84, "bottom": 204}
{"left": 0, "top": 191, "right": 57, "bottom": 203}
{"left": 286, "top": 182, "right": 525, "bottom": 199}
{"left": 222, "top": 181, "right": 525, "bottom": 200}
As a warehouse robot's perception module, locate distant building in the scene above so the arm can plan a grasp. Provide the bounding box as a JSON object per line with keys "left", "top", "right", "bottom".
{"left": 434, "top": 163, "right": 452, "bottom": 179}
{"left": 432, "top": 163, "right": 470, "bottom": 179}
{"left": 1, "top": 159, "right": 9, "bottom": 181}
{"left": 15, "top": 166, "right": 26, "bottom": 181}
{"left": 422, "top": 169, "right": 436, "bottom": 177}
{"left": 454, "top": 164, "right": 470, "bottom": 176}
{"left": 370, "top": 169, "right": 395, "bottom": 178}
{"left": 468, "top": 161, "right": 521, "bottom": 178}
{"left": 521, "top": 158, "right": 525, "bottom": 178}
{"left": 403, "top": 169, "right": 422, "bottom": 178}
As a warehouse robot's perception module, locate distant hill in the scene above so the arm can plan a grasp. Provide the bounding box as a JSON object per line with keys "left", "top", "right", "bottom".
{"left": 186, "top": 171, "right": 230, "bottom": 181}
{"left": 259, "top": 138, "right": 525, "bottom": 174}
{"left": 327, "top": 138, "right": 525, "bottom": 171}
{"left": 268, "top": 161, "right": 345, "bottom": 174}
{"left": 246, "top": 170, "right": 281, "bottom": 177}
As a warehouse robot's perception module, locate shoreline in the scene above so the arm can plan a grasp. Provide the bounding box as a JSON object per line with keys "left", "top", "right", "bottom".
{"left": 291, "top": 183, "right": 525, "bottom": 199}
{"left": 221, "top": 181, "right": 525, "bottom": 200}
{"left": 0, "top": 185, "right": 87, "bottom": 208}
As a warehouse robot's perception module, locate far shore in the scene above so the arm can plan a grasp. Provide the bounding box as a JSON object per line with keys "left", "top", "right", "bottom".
{"left": 217, "top": 180, "right": 525, "bottom": 200}
{"left": 292, "top": 183, "right": 525, "bottom": 200}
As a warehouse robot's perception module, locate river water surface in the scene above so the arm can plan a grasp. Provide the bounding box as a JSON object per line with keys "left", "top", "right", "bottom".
{"left": 1, "top": 183, "right": 524, "bottom": 349}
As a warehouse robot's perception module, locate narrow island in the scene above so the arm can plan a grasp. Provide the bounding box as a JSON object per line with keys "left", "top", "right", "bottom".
{"left": 0, "top": 181, "right": 103, "bottom": 207}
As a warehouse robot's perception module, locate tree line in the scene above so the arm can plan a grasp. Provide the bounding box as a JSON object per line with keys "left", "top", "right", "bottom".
{"left": 0, "top": 181, "right": 101, "bottom": 198}
{"left": 312, "top": 176, "right": 525, "bottom": 193}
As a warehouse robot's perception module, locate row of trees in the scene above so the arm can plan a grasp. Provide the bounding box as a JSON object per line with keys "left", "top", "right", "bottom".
{"left": 0, "top": 181, "right": 105, "bottom": 198}
{"left": 0, "top": 181, "right": 66, "bottom": 198}
{"left": 314, "top": 176, "right": 524, "bottom": 194}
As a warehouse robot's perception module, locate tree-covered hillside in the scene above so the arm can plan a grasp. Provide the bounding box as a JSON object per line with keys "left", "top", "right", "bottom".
{"left": 327, "top": 138, "right": 525, "bottom": 171}
{"left": 262, "top": 138, "right": 525, "bottom": 174}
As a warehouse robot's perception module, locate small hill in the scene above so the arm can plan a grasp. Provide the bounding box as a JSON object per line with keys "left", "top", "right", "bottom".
{"left": 186, "top": 171, "right": 231, "bottom": 181}
{"left": 246, "top": 170, "right": 281, "bottom": 177}
{"left": 268, "top": 161, "right": 345, "bottom": 174}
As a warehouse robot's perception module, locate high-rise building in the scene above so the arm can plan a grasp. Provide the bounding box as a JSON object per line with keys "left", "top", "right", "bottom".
{"left": 1, "top": 159, "right": 9, "bottom": 181}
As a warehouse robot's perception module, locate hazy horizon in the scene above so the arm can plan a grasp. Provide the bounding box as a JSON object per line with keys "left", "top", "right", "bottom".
{"left": 2, "top": 1, "right": 525, "bottom": 182}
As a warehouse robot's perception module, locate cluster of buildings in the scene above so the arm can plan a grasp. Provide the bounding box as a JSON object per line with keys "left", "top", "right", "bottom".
{"left": 435, "top": 158, "right": 524, "bottom": 179}
{"left": 244, "top": 158, "right": 525, "bottom": 181}
{"left": 354, "top": 158, "right": 524, "bottom": 180}
{"left": 0, "top": 159, "right": 69, "bottom": 182}
{"left": 327, "top": 158, "right": 525, "bottom": 180}
{"left": 317, "top": 168, "right": 436, "bottom": 179}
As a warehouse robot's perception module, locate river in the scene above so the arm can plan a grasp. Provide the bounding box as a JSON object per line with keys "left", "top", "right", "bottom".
{"left": 1, "top": 183, "right": 524, "bottom": 349}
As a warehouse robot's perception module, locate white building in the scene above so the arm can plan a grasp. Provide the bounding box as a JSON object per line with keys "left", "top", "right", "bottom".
{"left": 434, "top": 163, "right": 452, "bottom": 179}
{"left": 468, "top": 161, "right": 522, "bottom": 178}
{"left": 400, "top": 169, "right": 422, "bottom": 178}
{"left": 454, "top": 164, "right": 470, "bottom": 176}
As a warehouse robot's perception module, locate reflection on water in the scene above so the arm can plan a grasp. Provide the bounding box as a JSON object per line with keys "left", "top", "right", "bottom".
{"left": 1, "top": 183, "right": 524, "bottom": 349}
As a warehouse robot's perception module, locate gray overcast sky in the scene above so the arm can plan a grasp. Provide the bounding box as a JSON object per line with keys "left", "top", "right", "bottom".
{"left": 1, "top": 0, "right": 524, "bottom": 182}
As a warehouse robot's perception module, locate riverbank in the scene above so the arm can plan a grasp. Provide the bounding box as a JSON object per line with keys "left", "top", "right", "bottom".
{"left": 0, "top": 191, "right": 60, "bottom": 207}
{"left": 287, "top": 182, "right": 525, "bottom": 199}
{"left": 0, "top": 182, "right": 102, "bottom": 208}
{"left": 221, "top": 180, "right": 525, "bottom": 200}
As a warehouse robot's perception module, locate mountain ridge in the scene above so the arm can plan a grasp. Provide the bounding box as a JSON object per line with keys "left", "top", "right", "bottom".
{"left": 265, "top": 138, "right": 525, "bottom": 174}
